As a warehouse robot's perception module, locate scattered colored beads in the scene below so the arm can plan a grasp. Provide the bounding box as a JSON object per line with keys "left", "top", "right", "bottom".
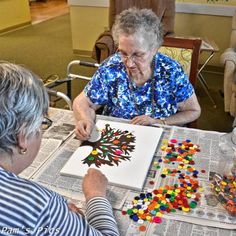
{"left": 123, "top": 138, "right": 205, "bottom": 228}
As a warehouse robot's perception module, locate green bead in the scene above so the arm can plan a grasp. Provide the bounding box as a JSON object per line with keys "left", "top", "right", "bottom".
{"left": 127, "top": 209, "right": 133, "bottom": 215}
{"left": 190, "top": 201, "right": 197, "bottom": 209}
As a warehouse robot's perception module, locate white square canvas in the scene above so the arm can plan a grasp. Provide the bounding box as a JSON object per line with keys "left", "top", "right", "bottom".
{"left": 60, "top": 120, "right": 163, "bottom": 191}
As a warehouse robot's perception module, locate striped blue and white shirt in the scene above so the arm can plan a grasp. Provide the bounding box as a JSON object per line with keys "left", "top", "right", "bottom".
{"left": 0, "top": 167, "right": 119, "bottom": 236}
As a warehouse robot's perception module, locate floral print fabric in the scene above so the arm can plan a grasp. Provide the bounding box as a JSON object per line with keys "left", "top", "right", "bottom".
{"left": 84, "top": 53, "right": 193, "bottom": 119}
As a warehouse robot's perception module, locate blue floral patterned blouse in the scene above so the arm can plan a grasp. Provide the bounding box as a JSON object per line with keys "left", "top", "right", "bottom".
{"left": 84, "top": 53, "right": 193, "bottom": 119}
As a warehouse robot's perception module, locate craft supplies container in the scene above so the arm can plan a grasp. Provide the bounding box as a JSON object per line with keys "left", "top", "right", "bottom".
{"left": 218, "top": 128, "right": 236, "bottom": 177}
{"left": 211, "top": 128, "right": 236, "bottom": 216}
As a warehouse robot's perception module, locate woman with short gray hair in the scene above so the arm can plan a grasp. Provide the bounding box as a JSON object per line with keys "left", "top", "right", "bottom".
{"left": 73, "top": 8, "right": 201, "bottom": 140}
{"left": 0, "top": 62, "right": 119, "bottom": 235}
{"left": 112, "top": 7, "right": 163, "bottom": 52}
{"left": 0, "top": 62, "right": 49, "bottom": 157}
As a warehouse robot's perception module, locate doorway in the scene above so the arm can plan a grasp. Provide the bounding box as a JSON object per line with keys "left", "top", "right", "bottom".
{"left": 29, "top": 0, "right": 69, "bottom": 24}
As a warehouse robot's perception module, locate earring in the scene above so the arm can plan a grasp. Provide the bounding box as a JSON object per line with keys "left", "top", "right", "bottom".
{"left": 19, "top": 148, "right": 27, "bottom": 155}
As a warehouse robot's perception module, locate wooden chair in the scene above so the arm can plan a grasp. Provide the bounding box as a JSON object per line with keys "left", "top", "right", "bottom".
{"left": 159, "top": 37, "right": 202, "bottom": 127}
{"left": 159, "top": 37, "right": 202, "bottom": 86}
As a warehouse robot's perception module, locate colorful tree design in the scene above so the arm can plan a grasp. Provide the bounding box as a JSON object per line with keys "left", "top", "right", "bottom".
{"left": 81, "top": 124, "right": 136, "bottom": 167}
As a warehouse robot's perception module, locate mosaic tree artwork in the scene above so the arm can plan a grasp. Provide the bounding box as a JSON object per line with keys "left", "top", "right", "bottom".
{"left": 81, "top": 124, "right": 136, "bottom": 167}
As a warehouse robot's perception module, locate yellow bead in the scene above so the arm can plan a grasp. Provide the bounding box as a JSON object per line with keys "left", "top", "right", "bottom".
{"left": 162, "top": 139, "right": 169, "bottom": 144}
{"left": 133, "top": 200, "right": 138, "bottom": 204}
{"left": 156, "top": 212, "right": 163, "bottom": 217}
{"left": 199, "top": 188, "right": 204, "bottom": 192}
{"left": 161, "top": 145, "right": 166, "bottom": 151}
{"left": 182, "top": 207, "right": 190, "bottom": 212}
{"left": 91, "top": 150, "right": 98, "bottom": 155}
{"left": 138, "top": 209, "right": 144, "bottom": 214}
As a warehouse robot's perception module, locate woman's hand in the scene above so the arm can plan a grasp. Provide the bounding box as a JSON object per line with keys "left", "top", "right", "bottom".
{"left": 75, "top": 119, "right": 94, "bottom": 140}
{"left": 131, "top": 115, "right": 158, "bottom": 126}
{"left": 82, "top": 168, "right": 108, "bottom": 202}
{"left": 67, "top": 202, "right": 85, "bottom": 217}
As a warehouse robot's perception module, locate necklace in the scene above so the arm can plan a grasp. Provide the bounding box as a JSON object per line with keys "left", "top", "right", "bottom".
{"left": 128, "top": 58, "right": 156, "bottom": 118}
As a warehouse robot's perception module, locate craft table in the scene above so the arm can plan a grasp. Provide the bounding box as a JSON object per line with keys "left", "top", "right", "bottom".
{"left": 23, "top": 108, "right": 235, "bottom": 235}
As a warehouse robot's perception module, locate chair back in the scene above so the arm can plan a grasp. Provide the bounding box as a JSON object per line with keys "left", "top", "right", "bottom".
{"left": 92, "top": 0, "right": 175, "bottom": 63}
{"left": 109, "top": 0, "right": 175, "bottom": 36}
{"left": 159, "top": 37, "right": 202, "bottom": 128}
{"left": 159, "top": 37, "right": 202, "bottom": 86}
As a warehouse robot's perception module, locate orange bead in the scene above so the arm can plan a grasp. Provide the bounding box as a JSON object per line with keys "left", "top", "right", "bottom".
{"left": 139, "top": 225, "right": 146, "bottom": 232}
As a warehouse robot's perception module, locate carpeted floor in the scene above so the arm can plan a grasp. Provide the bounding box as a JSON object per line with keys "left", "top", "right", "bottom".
{"left": 0, "top": 13, "right": 234, "bottom": 132}
{"left": 195, "top": 71, "right": 234, "bottom": 132}
{"left": 1, "top": 14, "right": 73, "bottom": 79}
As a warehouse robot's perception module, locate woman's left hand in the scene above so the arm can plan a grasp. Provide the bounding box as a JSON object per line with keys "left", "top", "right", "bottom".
{"left": 68, "top": 202, "right": 85, "bottom": 217}
{"left": 131, "top": 115, "right": 157, "bottom": 126}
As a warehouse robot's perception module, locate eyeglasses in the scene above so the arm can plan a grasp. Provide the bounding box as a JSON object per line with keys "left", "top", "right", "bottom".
{"left": 118, "top": 50, "right": 148, "bottom": 63}
{"left": 41, "top": 117, "right": 53, "bottom": 131}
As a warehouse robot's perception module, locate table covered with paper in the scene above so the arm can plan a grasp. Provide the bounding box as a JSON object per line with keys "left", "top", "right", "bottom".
{"left": 21, "top": 108, "right": 236, "bottom": 236}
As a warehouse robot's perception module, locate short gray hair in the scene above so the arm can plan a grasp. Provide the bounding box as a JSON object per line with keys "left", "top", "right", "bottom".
{"left": 112, "top": 8, "right": 163, "bottom": 50}
{"left": 0, "top": 62, "right": 49, "bottom": 155}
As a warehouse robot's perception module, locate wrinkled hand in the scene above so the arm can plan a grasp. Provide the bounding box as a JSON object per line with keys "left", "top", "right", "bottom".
{"left": 82, "top": 168, "right": 108, "bottom": 202}
{"left": 67, "top": 202, "right": 85, "bottom": 217}
{"left": 131, "top": 115, "right": 157, "bottom": 126}
{"left": 75, "top": 119, "right": 94, "bottom": 140}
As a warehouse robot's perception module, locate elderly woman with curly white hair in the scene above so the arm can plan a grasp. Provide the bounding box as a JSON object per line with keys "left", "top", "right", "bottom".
{"left": 73, "top": 8, "right": 201, "bottom": 141}
{"left": 0, "top": 62, "right": 119, "bottom": 236}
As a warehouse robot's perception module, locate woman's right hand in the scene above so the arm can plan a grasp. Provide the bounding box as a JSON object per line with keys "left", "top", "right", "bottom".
{"left": 82, "top": 168, "right": 108, "bottom": 202}
{"left": 75, "top": 119, "right": 94, "bottom": 140}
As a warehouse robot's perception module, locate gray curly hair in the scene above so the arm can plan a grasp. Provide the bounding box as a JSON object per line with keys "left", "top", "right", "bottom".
{"left": 0, "top": 62, "right": 49, "bottom": 155}
{"left": 112, "top": 8, "right": 163, "bottom": 50}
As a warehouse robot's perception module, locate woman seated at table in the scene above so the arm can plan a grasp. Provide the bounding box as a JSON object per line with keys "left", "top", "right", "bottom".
{"left": 73, "top": 8, "right": 201, "bottom": 140}
{"left": 0, "top": 62, "right": 119, "bottom": 235}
